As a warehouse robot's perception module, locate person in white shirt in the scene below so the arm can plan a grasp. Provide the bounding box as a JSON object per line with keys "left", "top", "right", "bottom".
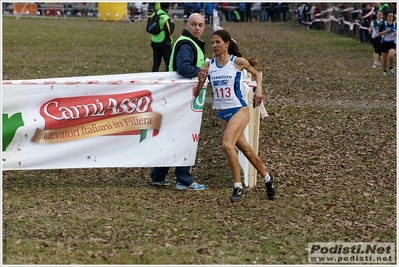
{"left": 369, "top": 10, "right": 384, "bottom": 68}
{"left": 194, "top": 30, "right": 276, "bottom": 202}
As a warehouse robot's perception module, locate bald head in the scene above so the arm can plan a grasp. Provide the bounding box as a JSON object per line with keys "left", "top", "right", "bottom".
{"left": 186, "top": 13, "right": 205, "bottom": 38}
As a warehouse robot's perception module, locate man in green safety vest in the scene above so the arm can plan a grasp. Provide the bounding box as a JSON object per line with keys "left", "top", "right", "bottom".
{"left": 378, "top": 3, "right": 390, "bottom": 17}
{"left": 150, "top": 13, "right": 207, "bottom": 190}
{"left": 150, "top": 2, "right": 175, "bottom": 72}
{"left": 168, "top": 13, "right": 206, "bottom": 77}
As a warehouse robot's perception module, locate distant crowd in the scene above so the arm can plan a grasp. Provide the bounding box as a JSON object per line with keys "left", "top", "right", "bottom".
{"left": 131, "top": 2, "right": 293, "bottom": 23}
{"left": 183, "top": 3, "right": 291, "bottom": 23}
{"left": 294, "top": 2, "right": 397, "bottom": 40}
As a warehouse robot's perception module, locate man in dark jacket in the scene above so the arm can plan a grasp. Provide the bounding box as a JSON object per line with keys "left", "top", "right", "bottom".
{"left": 360, "top": 3, "right": 373, "bottom": 42}
{"left": 378, "top": 2, "right": 390, "bottom": 16}
{"left": 150, "top": 13, "right": 206, "bottom": 190}
{"left": 150, "top": 2, "right": 175, "bottom": 72}
{"left": 169, "top": 13, "right": 206, "bottom": 78}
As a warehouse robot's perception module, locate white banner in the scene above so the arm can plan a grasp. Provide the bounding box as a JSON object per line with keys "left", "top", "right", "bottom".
{"left": 2, "top": 72, "right": 207, "bottom": 170}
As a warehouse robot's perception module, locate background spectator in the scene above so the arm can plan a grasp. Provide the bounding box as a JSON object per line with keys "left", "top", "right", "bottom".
{"left": 238, "top": 2, "right": 246, "bottom": 22}
{"left": 245, "top": 2, "right": 252, "bottom": 22}
{"left": 275, "top": 2, "right": 281, "bottom": 22}
{"left": 313, "top": 3, "right": 321, "bottom": 30}
{"left": 204, "top": 2, "right": 216, "bottom": 24}
{"left": 252, "top": 2, "right": 261, "bottom": 21}
{"left": 295, "top": 3, "right": 302, "bottom": 25}
{"left": 360, "top": 4, "right": 373, "bottom": 43}
{"left": 309, "top": 3, "right": 316, "bottom": 29}
{"left": 260, "top": 3, "right": 270, "bottom": 22}
{"left": 281, "top": 2, "right": 289, "bottom": 22}
{"left": 230, "top": 6, "right": 241, "bottom": 22}
{"left": 193, "top": 2, "right": 201, "bottom": 13}
{"left": 378, "top": 2, "right": 390, "bottom": 17}
{"left": 269, "top": 3, "right": 276, "bottom": 22}
{"left": 221, "top": 2, "right": 231, "bottom": 22}
{"left": 150, "top": 3, "right": 174, "bottom": 72}
{"left": 183, "top": 2, "right": 194, "bottom": 23}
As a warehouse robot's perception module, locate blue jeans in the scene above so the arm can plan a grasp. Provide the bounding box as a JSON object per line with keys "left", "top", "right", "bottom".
{"left": 260, "top": 8, "right": 268, "bottom": 22}
{"left": 359, "top": 28, "right": 366, "bottom": 43}
{"left": 253, "top": 10, "right": 259, "bottom": 21}
{"left": 151, "top": 166, "right": 194, "bottom": 186}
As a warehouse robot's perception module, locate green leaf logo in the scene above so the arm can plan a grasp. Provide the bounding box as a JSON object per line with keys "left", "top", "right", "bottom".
{"left": 2, "top": 113, "right": 24, "bottom": 152}
{"left": 191, "top": 88, "right": 206, "bottom": 111}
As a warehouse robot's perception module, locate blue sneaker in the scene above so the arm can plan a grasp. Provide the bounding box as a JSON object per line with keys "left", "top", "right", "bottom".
{"left": 152, "top": 179, "right": 170, "bottom": 187}
{"left": 383, "top": 71, "right": 387, "bottom": 77}
{"left": 390, "top": 69, "right": 395, "bottom": 76}
{"left": 176, "top": 181, "right": 206, "bottom": 190}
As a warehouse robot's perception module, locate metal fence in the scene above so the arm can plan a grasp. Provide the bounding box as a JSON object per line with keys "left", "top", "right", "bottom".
{"left": 2, "top": 2, "right": 186, "bottom": 21}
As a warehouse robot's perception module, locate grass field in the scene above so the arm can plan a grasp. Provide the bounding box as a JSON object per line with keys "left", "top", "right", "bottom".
{"left": 2, "top": 16, "right": 397, "bottom": 264}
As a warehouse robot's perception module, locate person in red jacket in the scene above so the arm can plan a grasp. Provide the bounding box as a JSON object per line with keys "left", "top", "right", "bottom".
{"left": 313, "top": 3, "right": 321, "bottom": 30}
{"left": 360, "top": 4, "right": 373, "bottom": 43}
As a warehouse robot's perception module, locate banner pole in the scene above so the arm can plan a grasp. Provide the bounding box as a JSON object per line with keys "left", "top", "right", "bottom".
{"left": 243, "top": 72, "right": 260, "bottom": 188}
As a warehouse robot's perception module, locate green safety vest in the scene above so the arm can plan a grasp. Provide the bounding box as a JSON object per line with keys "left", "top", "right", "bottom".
{"left": 150, "top": 9, "right": 170, "bottom": 43}
{"left": 379, "top": 3, "right": 389, "bottom": 10}
{"left": 168, "top": 36, "right": 204, "bottom": 72}
{"left": 233, "top": 10, "right": 241, "bottom": 21}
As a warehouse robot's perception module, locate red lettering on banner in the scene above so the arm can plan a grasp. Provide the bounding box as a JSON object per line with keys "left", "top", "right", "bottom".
{"left": 39, "top": 91, "right": 154, "bottom": 135}
{"left": 108, "top": 80, "right": 123, "bottom": 85}
{"left": 65, "top": 81, "right": 81, "bottom": 85}
{"left": 192, "top": 134, "right": 199, "bottom": 142}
